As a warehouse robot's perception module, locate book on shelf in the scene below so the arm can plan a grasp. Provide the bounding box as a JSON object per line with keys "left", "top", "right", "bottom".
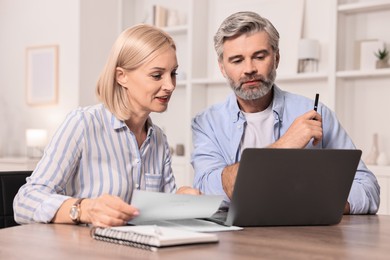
{"left": 91, "top": 225, "right": 219, "bottom": 251}
{"left": 153, "top": 5, "right": 168, "bottom": 28}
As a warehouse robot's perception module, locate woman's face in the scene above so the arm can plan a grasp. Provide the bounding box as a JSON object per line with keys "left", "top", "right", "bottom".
{"left": 119, "top": 47, "right": 178, "bottom": 115}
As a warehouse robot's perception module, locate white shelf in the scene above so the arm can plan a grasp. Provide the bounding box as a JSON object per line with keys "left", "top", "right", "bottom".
{"left": 276, "top": 73, "right": 328, "bottom": 82}
{"left": 190, "top": 73, "right": 328, "bottom": 85}
{"left": 338, "top": 1, "right": 390, "bottom": 14}
{"left": 336, "top": 0, "right": 390, "bottom": 215}
{"left": 126, "top": 0, "right": 390, "bottom": 191}
{"left": 123, "top": 0, "right": 208, "bottom": 187}
{"left": 162, "top": 25, "right": 188, "bottom": 34}
{"left": 336, "top": 68, "right": 390, "bottom": 79}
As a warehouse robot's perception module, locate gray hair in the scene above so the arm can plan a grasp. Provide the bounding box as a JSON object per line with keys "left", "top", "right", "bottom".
{"left": 214, "top": 11, "right": 280, "bottom": 61}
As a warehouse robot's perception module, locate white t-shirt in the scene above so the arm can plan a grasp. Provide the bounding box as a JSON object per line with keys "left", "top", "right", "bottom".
{"left": 240, "top": 102, "right": 274, "bottom": 153}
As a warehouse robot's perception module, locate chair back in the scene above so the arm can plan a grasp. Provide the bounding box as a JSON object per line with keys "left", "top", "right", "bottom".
{"left": 0, "top": 171, "right": 32, "bottom": 228}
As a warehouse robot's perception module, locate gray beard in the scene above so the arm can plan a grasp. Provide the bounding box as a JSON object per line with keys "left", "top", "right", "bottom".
{"left": 228, "top": 69, "right": 276, "bottom": 100}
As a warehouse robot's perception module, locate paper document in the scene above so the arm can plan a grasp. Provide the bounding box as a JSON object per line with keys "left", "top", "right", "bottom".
{"left": 135, "top": 219, "right": 243, "bottom": 232}
{"left": 129, "top": 190, "right": 223, "bottom": 224}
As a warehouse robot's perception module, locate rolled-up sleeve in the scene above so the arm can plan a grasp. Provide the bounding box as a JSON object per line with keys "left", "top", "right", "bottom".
{"left": 13, "top": 110, "right": 83, "bottom": 224}
{"left": 192, "top": 117, "right": 226, "bottom": 196}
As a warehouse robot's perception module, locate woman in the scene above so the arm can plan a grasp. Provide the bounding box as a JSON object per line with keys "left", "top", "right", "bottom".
{"left": 14, "top": 24, "right": 198, "bottom": 227}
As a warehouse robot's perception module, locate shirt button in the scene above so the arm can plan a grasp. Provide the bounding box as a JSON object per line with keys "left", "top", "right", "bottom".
{"left": 135, "top": 159, "right": 140, "bottom": 164}
{"left": 237, "top": 125, "right": 242, "bottom": 129}
{"left": 135, "top": 184, "right": 140, "bottom": 189}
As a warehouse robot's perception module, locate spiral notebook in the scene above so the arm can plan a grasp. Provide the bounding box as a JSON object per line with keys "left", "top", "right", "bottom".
{"left": 91, "top": 225, "right": 219, "bottom": 251}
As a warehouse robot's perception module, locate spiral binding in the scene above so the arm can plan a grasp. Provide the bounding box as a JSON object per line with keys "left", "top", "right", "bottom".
{"left": 91, "top": 227, "right": 159, "bottom": 252}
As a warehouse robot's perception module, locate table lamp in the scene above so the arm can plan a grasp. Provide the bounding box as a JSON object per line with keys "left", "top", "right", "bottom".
{"left": 26, "top": 129, "right": 48, "bottom": 158}
{"left": 298, "top": 39, "right": 320, "bottom": 73}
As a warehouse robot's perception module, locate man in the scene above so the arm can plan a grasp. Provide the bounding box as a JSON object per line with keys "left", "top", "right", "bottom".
{"left": 191, "top": 11, "right": 380, "bottom": 214}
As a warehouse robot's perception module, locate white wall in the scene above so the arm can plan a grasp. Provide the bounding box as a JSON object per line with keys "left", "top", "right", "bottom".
{"left": 0, "top": 0, "right": 80, "bottom": 156}
{"left": 0, "top": 0, "right": 121, "bottom": 157}
{"left": 79, "top": 0, "right": 122, "bottom": 107}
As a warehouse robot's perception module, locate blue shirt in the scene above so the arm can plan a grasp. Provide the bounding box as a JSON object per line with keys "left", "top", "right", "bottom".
{"left": 191, "top": 85, "right": 380, "bottom": 214}
{"left": 14, "top": 104, "right": 176, "bottom": 224}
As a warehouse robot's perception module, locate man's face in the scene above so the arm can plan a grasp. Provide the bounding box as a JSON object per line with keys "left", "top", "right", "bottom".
{"left": 219, "top": 31, "right": 279, "bottom": 100}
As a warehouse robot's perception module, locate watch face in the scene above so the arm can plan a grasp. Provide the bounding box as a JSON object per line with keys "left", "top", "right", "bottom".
{"left": 70, "top": 206, "right": 79, "bottom": 220}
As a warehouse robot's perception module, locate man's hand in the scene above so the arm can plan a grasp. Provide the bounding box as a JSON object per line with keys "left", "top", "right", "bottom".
{"left": 176, "top": 186, "right": 202, "bottom": 195}
{"left": 270, "top": 110, "right": 322, "bottom": 149}
{"left": 221, "top": 163, "right": 239, "bottom": 199}
{"left": 344, "top": 202, "right": 351, "bottom": 214}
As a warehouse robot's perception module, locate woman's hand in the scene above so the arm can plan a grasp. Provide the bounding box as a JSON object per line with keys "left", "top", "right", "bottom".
{"left": 81, "top": 194, "right": 139, "bottom": 227}
{"left": 176, "top": 186, "right": 202, "bottom": 195}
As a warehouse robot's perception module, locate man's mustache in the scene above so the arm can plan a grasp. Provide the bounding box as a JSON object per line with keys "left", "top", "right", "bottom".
{"left": 239, "top": 75, "right": 269, "bottom": 85}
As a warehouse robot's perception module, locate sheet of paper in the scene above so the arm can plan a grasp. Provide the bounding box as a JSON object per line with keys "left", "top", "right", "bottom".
{"left": 133, "top": 219, "right": 243, "bottom": 232}
{"left": 129, "top": 190, "right": 224, "bottom": 224}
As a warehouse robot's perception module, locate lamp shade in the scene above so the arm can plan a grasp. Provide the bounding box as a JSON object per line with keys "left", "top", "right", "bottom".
{"left": 26, "top": 129, "right": 48, "bottom": 147}
{"left": 298, "top": 39, "right": 320, "bottom": 60}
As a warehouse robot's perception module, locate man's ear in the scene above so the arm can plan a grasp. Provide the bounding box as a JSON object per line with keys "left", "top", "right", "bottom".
{"left": 275, "top": 50, "right": 280, "bottom": 69}
{"left": 116, "top": 67, "right": 127, "bottom": 87}
{"left": 218, "top": 61, "right": 227, "bottom": 78}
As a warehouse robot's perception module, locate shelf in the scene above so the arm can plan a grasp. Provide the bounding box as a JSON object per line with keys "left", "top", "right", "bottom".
{"left": 162, "top": 25, "right": 188, "bottom": 34}
{"left": 125, "top": 0, "right": 390, "bottom": 214}
{"left": 191, "top": 73, "right": 328, "bottom": 85}
{"left": 276, "top": 73, "right": 328, "bottom": 82}
{"left": 336, "top": 68, "right": 390, "bottom": 79}
{"left": 338, "top": 1, "right": 390, "bottom": 14}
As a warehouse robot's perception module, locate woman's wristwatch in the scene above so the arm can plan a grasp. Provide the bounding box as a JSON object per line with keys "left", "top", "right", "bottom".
{"left": 69, "top": 198, "right": 85, "bottom": 224}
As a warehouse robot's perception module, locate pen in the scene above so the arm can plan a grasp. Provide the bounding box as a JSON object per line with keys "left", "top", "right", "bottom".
{"left": 314, "top": 93, "right": 319, "bottom": 112}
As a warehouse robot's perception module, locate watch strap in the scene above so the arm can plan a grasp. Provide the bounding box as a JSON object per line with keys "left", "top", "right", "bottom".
{"left": 70, "top": 198, "right": 85, "bottom": 224}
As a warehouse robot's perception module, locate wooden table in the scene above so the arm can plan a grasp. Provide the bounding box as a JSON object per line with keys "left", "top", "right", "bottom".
{"left": 0, "top": 215, "right": 389, "bottom": 259}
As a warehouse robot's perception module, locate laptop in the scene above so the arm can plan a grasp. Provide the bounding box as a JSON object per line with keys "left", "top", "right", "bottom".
{"left": 206, "top": 148, "right": 361, "bottom": 227}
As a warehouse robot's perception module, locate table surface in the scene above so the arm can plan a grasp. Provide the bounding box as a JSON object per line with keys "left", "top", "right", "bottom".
{"left": 0, "top": 215, "right": 389, "bottom": 259}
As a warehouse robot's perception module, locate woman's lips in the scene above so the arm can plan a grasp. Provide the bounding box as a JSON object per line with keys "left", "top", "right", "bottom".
{"left": 156, "top": 95, "right": 170, "bottom": 103}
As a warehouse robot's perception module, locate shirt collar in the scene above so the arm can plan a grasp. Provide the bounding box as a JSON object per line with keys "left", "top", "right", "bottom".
{"left": 227, "top": 93, "right": 243, "bottom": 123}
{"left": 145, "top": 117, "right": 154, "bottom": 137}
{"left": 103, "top": 105, "right": 154, "bottom": 136}
{"left": 228, "top": 84, "right": 286, "bottom": 123}
{"left": 110, "top": 112, "right": 127, "bottom": 130}
{"left": 271, "top": 84, "right": 285, "bottom": 122}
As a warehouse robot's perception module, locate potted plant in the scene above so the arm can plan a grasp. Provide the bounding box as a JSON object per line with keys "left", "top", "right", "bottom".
{"left": 374, "top": 46, "right": 389, "bottom": 69}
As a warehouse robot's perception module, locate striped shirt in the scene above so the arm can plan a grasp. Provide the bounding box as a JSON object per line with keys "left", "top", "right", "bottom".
{"left": 13, "top": 104, "right": 176, "bottom": 224}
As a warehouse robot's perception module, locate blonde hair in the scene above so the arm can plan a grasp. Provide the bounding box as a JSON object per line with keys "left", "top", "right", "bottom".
{"left": 96, "top": 24, "right": 176, "bottom": 120}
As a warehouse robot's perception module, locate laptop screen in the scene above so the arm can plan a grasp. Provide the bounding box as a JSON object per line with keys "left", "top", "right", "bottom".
{"left": 225, "top": 148, "right": 361, "bottom": 227}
